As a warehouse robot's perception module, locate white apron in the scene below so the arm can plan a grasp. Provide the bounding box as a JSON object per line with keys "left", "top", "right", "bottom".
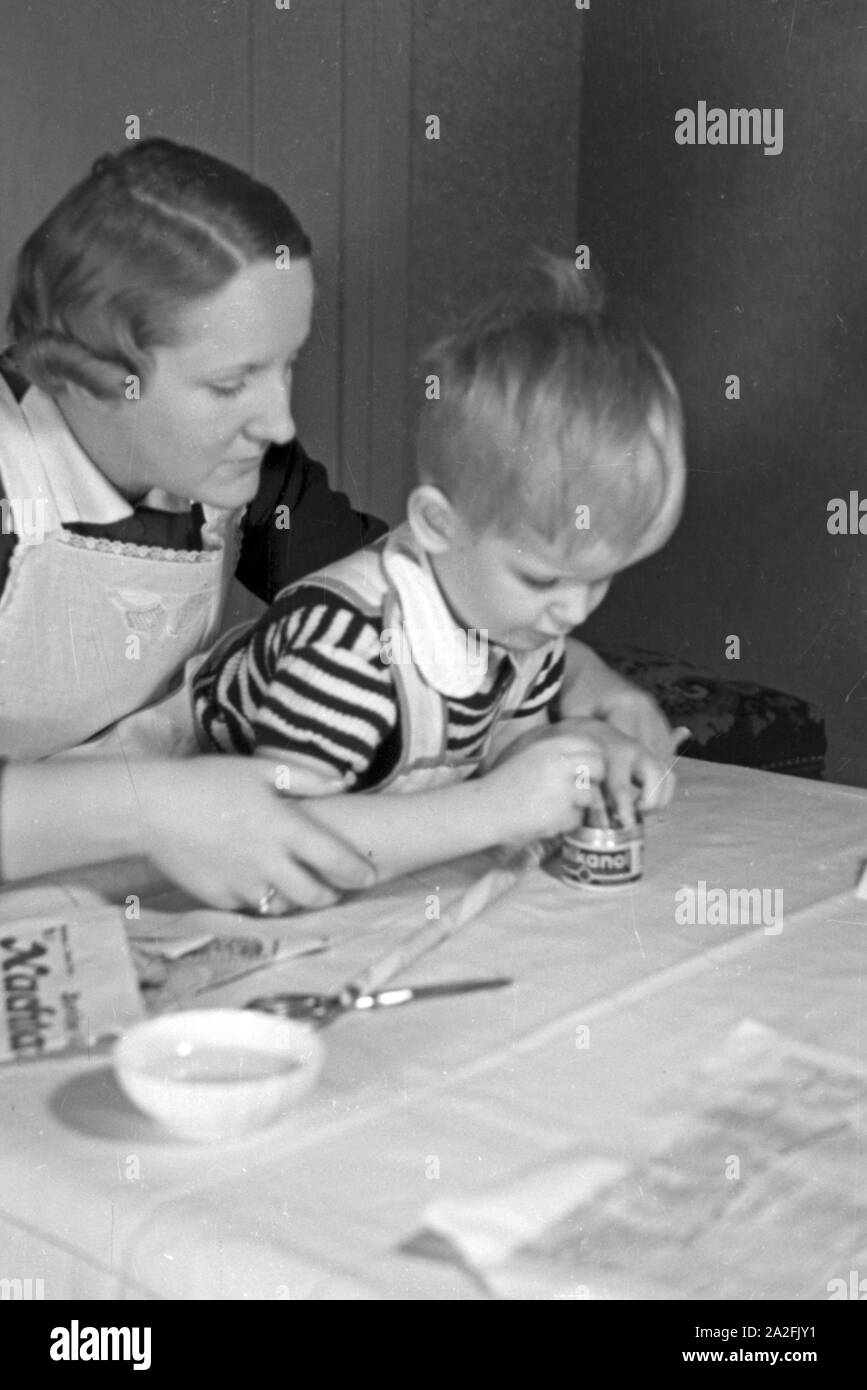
{"left": 0, "top": 376, "right": 239, "bottom": 760}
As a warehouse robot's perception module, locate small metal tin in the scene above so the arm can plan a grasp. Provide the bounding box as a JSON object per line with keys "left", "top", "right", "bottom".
{"left": 559, "top": 799, "right": 644, "bottom": 890}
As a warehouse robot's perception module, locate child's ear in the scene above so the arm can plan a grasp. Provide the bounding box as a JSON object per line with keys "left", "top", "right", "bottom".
{"left": 407, "top": 485, "right": 459, "bottom": 554}
{"left": 57, "top": 379, "right": 120, "bottom": 417}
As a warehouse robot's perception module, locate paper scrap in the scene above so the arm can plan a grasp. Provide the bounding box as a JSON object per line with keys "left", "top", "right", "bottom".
{"left": 406, "top": 1020, "right": 867, "bottom": 1300}
{"left": 128, "top": 908, "right": 328, "bottom": 1011}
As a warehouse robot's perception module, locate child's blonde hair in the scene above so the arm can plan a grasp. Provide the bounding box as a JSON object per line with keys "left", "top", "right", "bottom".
{"left": 416, "top": 254, "right": 684, "bottom": 554}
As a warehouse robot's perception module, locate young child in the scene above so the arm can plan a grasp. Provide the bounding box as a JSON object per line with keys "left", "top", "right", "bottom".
{"left": 191, "top": 257, "right": 685, "bottom": 887}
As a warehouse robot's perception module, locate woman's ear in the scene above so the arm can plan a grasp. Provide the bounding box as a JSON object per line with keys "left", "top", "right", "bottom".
{"left": 406, "top": 484, "right": 459, "bottom": 555}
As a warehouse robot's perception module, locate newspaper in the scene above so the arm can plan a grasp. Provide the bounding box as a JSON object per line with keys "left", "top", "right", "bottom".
{"left": 0, "top": 884, "right": 327, "bottom": 1062}
{"left": 0, "top": 891, "right": 144, "bottom": 1063}
{"left": 405, "top": 1020, "right": 867, "bottom": 1299}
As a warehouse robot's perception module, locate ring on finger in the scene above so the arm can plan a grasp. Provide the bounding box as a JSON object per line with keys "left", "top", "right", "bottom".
{"left": 255, "top": 886, "right": 279, "bottom": 916}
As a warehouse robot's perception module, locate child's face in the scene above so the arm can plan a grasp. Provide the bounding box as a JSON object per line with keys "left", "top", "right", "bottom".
{"left": 419, "top": 401, "right": 685, "bottom": 653}
{"left": 431, "top": 521, "right": 621, "bottom": 653}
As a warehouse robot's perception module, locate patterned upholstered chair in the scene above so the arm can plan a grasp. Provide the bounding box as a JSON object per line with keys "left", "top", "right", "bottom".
{"left": 595, "top": 647, "right": 827, "bottom": 779}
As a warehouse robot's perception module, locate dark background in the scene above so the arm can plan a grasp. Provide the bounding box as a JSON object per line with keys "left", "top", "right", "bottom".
{"left": 577, "top": 0, "right": 867, "bottom": 786}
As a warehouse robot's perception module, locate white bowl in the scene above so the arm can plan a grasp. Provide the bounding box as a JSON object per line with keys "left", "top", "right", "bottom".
{"left": 114, "top": 1009, "right": 325, "bottom": 1142}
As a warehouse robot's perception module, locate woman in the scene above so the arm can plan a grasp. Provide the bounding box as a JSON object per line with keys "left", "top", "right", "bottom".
{"left": 0, "top": 139, "right": 674, "bottom": 911}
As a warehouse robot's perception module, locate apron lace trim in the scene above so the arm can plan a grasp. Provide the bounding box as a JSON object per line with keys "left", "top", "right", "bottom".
{"left": 57, "top": 530, "right": 209, "bottom": 563}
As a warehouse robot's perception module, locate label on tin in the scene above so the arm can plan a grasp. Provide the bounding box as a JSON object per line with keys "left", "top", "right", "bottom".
{"left": 560, "top": 830, "right": 644, "bottom": 889}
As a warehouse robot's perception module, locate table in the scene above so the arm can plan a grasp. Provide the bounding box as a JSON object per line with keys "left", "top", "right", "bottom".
{"left": 1, "top": 759, "right": 866, "bottom": 1300}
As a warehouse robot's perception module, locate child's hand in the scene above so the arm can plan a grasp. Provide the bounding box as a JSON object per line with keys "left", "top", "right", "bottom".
{"left": 483, "top": 728, "right": 607, "bottom": 841}
{"left": 486, "top": 718, "right": 674, "bottom": 839}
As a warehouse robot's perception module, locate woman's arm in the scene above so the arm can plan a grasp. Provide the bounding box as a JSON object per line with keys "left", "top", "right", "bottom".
{"left": 0, "top": 756, "right": 377, "bottom": 910}
{"left": 482, "top": 708, "right": 550, "bottom": 769}
{"left": 0, "top": 720, "right": 669, "bottom": 908}
{"left": 560, "top": 635, "right": 676, "bottom": 761}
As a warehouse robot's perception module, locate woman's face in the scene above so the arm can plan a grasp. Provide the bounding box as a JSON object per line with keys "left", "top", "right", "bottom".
{"left": 94, "top": 257, "right": 314, "bottom": 508}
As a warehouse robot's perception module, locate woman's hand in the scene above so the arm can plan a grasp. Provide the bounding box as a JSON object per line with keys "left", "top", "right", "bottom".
{"left": 556, "top": 716, "right": 675, "bottom": 817}
{"left": 560, "top": 637, "right": 677, "bottom": 764}
{"left": 586, "top": 683, "right": 677, "bottom": 767}
{"left": 130, "top": 756, "right": 376, "bottom": 912}
{"left": 485, "top": 718, "right": 674, "bottom": 840}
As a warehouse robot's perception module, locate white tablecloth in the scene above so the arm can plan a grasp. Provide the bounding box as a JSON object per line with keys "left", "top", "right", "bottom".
{"left": 1, "top": 759, "right": 865, "bottom": 1299}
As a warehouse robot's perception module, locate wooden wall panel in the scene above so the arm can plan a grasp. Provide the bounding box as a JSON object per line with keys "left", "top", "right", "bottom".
{"left": 340, "top": 0, "right": 412, "bottom": 523}
{"left": 252, "top": 0, "right": 345, "bottom": 489}
{"left": 407, "top": 0, "right": 584, "bottom": 506}
{"left": 0, "top": 0, "right": 251, "bottom": 295}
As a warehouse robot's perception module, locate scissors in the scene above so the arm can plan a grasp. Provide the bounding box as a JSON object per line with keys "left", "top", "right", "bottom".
{"left": 245, "top": 977, "right": 513, "bottom": 1028}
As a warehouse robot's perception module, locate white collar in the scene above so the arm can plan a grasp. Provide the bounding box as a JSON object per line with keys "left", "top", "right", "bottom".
{"left": 382, "top": 522, "right": 501, "bottom": 699}
{"left": 20, "top": 384, "right": 193, "bottom": 524}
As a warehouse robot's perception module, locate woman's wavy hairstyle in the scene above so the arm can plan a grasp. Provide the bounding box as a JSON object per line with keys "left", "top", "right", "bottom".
{"left": 5, "top": 138, "right": 312, "bottom": 398}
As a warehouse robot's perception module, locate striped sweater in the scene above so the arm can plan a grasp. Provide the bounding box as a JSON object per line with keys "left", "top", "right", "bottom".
{"left": 193, "top": 584, "right": 565, "bottom": 790}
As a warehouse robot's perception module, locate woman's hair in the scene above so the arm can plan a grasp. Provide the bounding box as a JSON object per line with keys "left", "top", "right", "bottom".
{"left": 416, "top": 253, "right": 685, "bottom": 555}
{"left": 5, "top": 138, "right": 312, "bottom": 398}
